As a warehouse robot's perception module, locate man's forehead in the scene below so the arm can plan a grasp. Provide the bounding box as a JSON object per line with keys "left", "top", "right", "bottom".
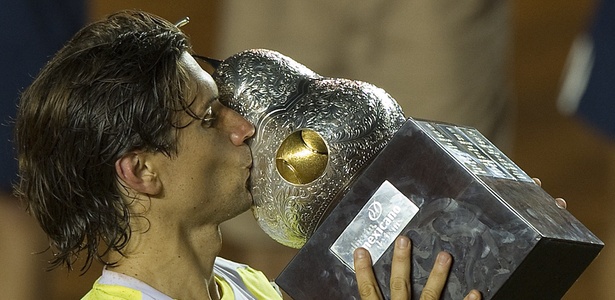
{"left": 178, "top": 54, "right": 218, "bottom": 118}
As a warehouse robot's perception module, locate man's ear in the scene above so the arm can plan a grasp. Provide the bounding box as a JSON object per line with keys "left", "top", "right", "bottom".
{"left": 115, "top": 152, "right": 162, "bottom": 196}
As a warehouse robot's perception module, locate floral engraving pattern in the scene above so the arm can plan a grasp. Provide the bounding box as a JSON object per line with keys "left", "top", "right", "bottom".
{"left": 214, "top": 49, "right": 406, "bottom": 248}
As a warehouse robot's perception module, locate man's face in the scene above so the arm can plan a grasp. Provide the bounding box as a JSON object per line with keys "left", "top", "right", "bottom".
{"left": 152, "top": 52, "right": 255, "bottom": 225}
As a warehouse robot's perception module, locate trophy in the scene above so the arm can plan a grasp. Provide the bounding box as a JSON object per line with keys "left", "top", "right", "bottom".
{"left": 213, "top": 49, "right": 603, "bottom": 299}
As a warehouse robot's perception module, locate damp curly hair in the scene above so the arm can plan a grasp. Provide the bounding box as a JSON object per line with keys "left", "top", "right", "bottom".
{"left": 14, "top": 10, "right": 195, "bottom": 272}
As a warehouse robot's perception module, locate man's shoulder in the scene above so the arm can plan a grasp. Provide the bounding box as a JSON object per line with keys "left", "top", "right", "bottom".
{"left": 81, "top": 270, "right": 172, "bottom": 300}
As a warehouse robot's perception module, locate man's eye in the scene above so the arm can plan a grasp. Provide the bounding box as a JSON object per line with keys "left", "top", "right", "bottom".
{"left": 201, "top": 106, "right": 216, "bottom": 127}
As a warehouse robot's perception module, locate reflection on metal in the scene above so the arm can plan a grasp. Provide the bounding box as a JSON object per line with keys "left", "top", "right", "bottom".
{"left": 213, "top": 49, "right": 406, "bottom": 248}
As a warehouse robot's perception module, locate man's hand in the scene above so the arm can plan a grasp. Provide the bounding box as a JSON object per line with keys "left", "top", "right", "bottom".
{"left": 354, "top": 236, "right": 481, "bottom": 300}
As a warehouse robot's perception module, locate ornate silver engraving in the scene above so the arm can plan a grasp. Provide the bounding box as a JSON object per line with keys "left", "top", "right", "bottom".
{"left": 214, "top": 49, "right": 406, "bottom": 248}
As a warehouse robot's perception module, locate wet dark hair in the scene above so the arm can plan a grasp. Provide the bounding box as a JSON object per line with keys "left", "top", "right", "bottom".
{"left": 14, "top": 10, "right": 194, "bottom": 272}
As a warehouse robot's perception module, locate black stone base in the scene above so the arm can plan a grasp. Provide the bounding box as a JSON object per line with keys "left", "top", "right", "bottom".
{"left": 275, "top": 118, "right": 603, "bottom": 300}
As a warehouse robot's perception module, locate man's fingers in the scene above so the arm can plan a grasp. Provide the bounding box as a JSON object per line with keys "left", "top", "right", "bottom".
{"left": 355, "top": 239, "right": 480, "bottom": 300}
{"left": 354, "top": 247, "right": 382, "bottom": 300}
{"left": 420, "top": 251, "right": 452, "bottom": 300}
{"left": 390, "top": 236, "right": 411, "bottom": 300}
{"left": 463, "top": 289, "right": 482, "bottom": 300}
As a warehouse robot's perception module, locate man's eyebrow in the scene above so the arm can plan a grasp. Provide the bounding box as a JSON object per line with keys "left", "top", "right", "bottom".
{"left": 185, "top": 83, "right": 206, "bottom": 119}
{"left": 195, "top": 84, "right": 219, "bottom": 117}
{"left": 199, "top": 82, "right": 218, "bottom": 107}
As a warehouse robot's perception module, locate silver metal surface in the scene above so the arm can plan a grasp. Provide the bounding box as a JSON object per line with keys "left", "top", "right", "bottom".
{"left": 213, "top": 49, "right": 406, "bottom": 248}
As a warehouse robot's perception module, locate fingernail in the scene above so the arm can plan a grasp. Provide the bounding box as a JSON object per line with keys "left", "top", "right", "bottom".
{"left": 355, "top": 248, "right": 367, "bottom": 259}
{"left": 467, "top": 290, "right": 479, "bottom": 300}
{"left": 397, "top": 236, "right": 409, "bottom": 249}
{"left": 437, "top": 252, "right": 451, "bottom": 266}
{"left": 555, "top": 198, "right": 567, "bottom": 209}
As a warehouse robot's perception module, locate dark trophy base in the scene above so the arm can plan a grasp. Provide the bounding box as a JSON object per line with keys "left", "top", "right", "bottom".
{"left": 275, "top": 118, "right": 603, "bottom": 300}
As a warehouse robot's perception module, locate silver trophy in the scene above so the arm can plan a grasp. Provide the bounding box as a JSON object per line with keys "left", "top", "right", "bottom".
{"left": 214, "top": 49, "right": 406, "bottom": 249}
{"left": 213, "top": 49, "right": 603, "bottom": 299}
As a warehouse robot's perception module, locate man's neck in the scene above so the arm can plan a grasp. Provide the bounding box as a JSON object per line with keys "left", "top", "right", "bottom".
{"left": 107, "top": 220, "right": 223, "bottom": 299}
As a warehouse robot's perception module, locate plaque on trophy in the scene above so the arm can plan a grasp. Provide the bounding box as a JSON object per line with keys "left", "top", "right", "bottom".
{"left": 213, "top": 49, "right": 603, "bottom": 299}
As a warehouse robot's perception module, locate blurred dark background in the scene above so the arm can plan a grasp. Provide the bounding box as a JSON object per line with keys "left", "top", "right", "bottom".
{"left": 1, "top": 0, "right": 612, "bottom": 299}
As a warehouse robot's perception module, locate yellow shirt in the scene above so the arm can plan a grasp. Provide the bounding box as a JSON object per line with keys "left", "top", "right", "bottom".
{"left": 82, "top": 257, "right": 282, "bottom": 300}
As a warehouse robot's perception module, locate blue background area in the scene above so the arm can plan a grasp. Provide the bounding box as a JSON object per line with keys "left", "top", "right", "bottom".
{"left": 0, "top": 0, "right": 85, "bottom": 192}
{"left": 577, "top": 0, "right": 615, "bottom": 138}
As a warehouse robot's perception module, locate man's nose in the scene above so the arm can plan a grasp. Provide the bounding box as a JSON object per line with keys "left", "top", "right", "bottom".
{"left": 224, "top": 107, "right": 255, "bottom": 145}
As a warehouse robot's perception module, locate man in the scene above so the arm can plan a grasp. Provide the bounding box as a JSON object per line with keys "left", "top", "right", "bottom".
{"left": 15, "top": 10, "right": 480, "bottom": 299}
